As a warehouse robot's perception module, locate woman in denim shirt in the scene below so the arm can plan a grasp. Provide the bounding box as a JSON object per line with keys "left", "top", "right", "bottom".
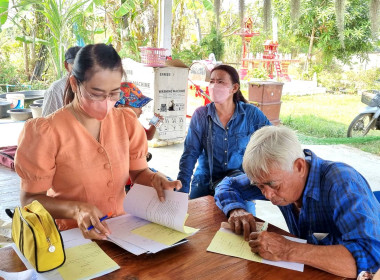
{"left": 177, "top": 65, "right": 271, "bottom": 199}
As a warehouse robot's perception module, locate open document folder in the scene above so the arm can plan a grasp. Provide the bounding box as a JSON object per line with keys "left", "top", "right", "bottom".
{"left": 106, "top": 184, "right": 199, "bottom": 255}
{"left": 207, "top": 226, "right": 306, "bottom": 272}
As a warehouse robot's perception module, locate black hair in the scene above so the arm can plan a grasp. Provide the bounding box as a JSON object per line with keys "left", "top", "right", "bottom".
{"left": 64, "top": 46, "right": 82, "bottom": 63}
{"left": 210, "top": 64, "right": 248, "bottom": 103}
{"left": 64, "top": 44, "right": 123, "bottom": 105}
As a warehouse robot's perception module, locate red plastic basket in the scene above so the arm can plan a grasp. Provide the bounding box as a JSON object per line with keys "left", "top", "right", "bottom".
{"left": 139, "top": 47, "right": 167, "bottom": 67}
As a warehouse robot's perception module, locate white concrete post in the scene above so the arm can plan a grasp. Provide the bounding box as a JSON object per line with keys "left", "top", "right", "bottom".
{"left": 272, "top": 16, "right": 278, "bottom": 42}
{"left": 159, "top": 0, "right": 172, "bottom": 56}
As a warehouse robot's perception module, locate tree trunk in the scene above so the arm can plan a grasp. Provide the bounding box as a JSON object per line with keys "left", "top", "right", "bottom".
{"left": 239, "top": 0, "right": 245, "bottom": 28}
{"left": 23, "top": 42, "right": 30, "bottom": 80}
{"left": 306, "top": 26, "right": 316, "bottom": 73}
{"left": 191, "top": 0, "right": 202, "bottom": 43}
{"left": 30, "top": 45, "right": 48, "bottom": 82}
{"left": 214, "top": 0, "right": 220, "bottom": 30}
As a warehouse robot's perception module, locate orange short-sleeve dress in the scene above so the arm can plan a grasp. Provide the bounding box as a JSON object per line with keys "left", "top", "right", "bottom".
{"left": 15, "top": 106, "right": 148, "bottom": 230}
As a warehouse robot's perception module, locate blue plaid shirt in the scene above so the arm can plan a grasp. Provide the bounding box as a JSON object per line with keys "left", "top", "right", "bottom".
{"left": 215, "top": 149, "right": 380, "bottom": 274}
{"left": 177, "top": 101, "right": 270, "bottom": 197}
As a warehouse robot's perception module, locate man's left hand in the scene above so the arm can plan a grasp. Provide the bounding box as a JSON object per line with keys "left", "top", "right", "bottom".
{"left": 248, "top": 231, "right": 291, "bottom": 261}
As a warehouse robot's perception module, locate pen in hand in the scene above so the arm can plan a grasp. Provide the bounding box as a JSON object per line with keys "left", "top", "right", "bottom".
{"left": 87, "top": 212, "right": 112, "bottom": 231}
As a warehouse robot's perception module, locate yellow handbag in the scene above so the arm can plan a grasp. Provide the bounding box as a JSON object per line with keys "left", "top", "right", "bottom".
{"left": 10, "top": 200, "right": 66, "bottom": 272}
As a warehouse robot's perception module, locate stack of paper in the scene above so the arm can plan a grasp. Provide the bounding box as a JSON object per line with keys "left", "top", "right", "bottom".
{"left": 8, "top": 228, "right": 119, "bottom": 280}
{"left": 106, "top": 184, "right": 199, "bottom": 254}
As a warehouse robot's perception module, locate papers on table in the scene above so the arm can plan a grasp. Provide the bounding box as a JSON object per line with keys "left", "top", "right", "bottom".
{"left": 0, "top": 268, "right": 38, "bottom": 280}
{"left": 60, "top": 228, "right": 91, "bottom": 249}
{"left": 106, "top": 184, "right": 199, "bottom": 254}
{"left": 6, "top": 228, "right": 119, "bottom": 280}
{"left": 207, "top": 227, "right": 306, "bottom": 272}
{"left": 57, "top": 242, "right": 119, "bottom": 280}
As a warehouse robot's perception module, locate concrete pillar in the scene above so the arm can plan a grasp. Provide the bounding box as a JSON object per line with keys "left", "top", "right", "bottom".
{"left": 159, "top": 0, "right": 172, "bottom": 56}
{"left": 272, "top": 16, "right": 278, "bottom": 42}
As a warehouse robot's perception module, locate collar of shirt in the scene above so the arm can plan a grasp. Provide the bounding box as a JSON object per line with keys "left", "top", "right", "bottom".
{"left": 206, "top": 101, "right": 246, "bottom": 125}
{"left": 302, "top": 149, "right": 324, "bottom": 204}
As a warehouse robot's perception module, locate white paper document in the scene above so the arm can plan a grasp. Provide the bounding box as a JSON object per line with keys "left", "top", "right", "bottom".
{"left": 106, "top": 184, "right": 199, "bottom": 254}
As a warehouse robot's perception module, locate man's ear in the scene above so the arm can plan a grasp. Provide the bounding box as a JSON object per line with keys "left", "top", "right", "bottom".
{"left": 64, "top": 61, "right": 70, "bottom": 72}
{"left": 293, "top": 158, "right": 307, "bottom": 177}
{"left": 69, "top": 75, "right": 78, "bottom": 94}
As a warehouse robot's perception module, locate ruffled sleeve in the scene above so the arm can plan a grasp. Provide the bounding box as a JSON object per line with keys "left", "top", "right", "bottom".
{"left": 15, "top": 118, "right": 57, "bottom": 193}
{"left": 121, "top": 109, "right": 148, "bottom": 171}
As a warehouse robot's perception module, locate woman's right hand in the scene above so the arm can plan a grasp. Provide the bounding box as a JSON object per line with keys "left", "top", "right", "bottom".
{"left": 74, "top": 203, "right": 111, "bottom": 240}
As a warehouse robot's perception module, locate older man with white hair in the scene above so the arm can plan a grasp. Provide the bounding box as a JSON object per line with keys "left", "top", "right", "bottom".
{"left": 214, "top": 126, "right": 380, "bottom": 278}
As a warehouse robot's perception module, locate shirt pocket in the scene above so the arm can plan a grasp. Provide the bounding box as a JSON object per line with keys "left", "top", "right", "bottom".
{"left": 235, "top": 133, "right": 251, "bottom": 155}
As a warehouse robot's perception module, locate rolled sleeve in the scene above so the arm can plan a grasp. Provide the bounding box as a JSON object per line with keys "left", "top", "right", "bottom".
{"left": 215, "top": 174, "right": 265, "bottom": 216}
{"left": 177, "top": 110, "right": 204, "bottom": 193}
{"left": 15, "top": 118, "right": 57, "bottom": 193}
{"left": 330, "top": 180, "right": 380, "bottom": 274}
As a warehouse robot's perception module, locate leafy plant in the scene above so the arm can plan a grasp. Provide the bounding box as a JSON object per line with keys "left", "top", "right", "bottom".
{"left": 244, "top": 67, "right": 269, "bottom": 81}
{"left": 172, "top": 44, "right": 205, "bottom": 66}
{"left": 200, "top": 26, "right": 225, "bottom": 61}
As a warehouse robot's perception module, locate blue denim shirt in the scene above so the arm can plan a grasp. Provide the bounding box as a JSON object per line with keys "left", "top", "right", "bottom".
{"left": 177, "top": 101, "right": 270, "bottom": 198}
{"left": 214, "top": 149, "right": 380, "bottom": 275}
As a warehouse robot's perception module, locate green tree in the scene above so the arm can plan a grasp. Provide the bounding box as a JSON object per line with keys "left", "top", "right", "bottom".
{"left": 274, "top": 0, "right": 375, "bottom": 66}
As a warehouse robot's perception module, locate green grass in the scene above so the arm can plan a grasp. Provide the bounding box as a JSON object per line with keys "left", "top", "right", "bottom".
{"left": 279, "top": 94, "right": 380, "bottom": 155}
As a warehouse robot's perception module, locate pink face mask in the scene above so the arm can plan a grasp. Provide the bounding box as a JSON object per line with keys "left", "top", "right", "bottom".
{"left": 209, "top": 83, "right": 231, "bottom": 104}
{"left": 79, "top": 94, "right": 115, "bottom": 121}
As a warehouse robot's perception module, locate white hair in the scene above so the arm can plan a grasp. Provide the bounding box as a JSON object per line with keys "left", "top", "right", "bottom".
{"left": 242, "top": 126, "right": 304, "bottom": 182}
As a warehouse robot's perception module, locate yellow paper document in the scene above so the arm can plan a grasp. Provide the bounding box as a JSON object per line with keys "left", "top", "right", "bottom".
{"left": 207, "top": 229, "right": 263, "bottom": 262}
{"left": 107, "top": 184, "right": 199, "bottom": 254}
{"left": 58, "top": 242, "right": 119, "bottom": 280}
{"left": 132, "top": 223, "right": 198, "bottom": 246}
{"left": 207, "top": 228, "right": 306, "bottom": 272}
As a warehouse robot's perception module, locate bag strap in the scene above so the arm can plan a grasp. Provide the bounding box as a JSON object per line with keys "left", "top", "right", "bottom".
{"left": 207, "top": 115, "right": 214, "bottom": 191}
{"left": 5, "top": 208, "right": 14, "bottom": 218}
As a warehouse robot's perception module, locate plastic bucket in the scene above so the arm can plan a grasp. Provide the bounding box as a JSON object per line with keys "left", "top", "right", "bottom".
{"left": 6, "top": 94, "right": 25, "bottom": 109}
{"left": 0, "top": 101, "right": 12, "bottom": 118}
{"left": 29, "top": 104, "right": 43, "bottom": 118}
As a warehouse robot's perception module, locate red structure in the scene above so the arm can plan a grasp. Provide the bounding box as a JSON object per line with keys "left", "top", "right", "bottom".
{"left": 243, "top": 40, "right": 298, "bottom": 82}
{"left": 235, "top": 18, "right": 298, "bottom": 81}
{"left": 235, "top": 18, "right": 260, "bottom": 79}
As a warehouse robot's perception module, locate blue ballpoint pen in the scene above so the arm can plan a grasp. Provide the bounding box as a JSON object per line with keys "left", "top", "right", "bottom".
{"left": 87, "top": 212, "right": 112, "bottom": 231}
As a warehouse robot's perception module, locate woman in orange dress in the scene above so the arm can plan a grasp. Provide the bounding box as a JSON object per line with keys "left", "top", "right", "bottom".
{"left": 15, "top": 44, "right": 181, "bottom": 240}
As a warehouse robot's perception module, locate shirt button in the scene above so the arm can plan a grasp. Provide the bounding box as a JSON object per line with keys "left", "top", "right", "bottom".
{"left": 98, "top": 147, "right": 104, "bottom": 153}
{"left": 224, "top": 138, "right": 227, "bottom": 140}
{"left": 227, "top": 127, "right": 229, "bottom": 129}
{"left": 104, "top": 163, "right": 110, "bottom": 169}
{"left": 107, "top": 181, "right": 113, "bottom": 187}
{"left": 224, "top": 163, "right": 227, "bottom": 165}
{"left": 225, "top": 150, "right": 227, "bottom": 153}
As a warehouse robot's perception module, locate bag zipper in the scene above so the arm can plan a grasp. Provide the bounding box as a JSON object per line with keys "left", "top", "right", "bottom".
{"left": 24, "top": 206, "right": 56, "bottom": 253}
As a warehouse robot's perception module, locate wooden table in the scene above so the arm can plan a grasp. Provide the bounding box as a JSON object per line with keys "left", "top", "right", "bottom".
{"left": 0, "top": 196, "right": 348, "bottom": 279}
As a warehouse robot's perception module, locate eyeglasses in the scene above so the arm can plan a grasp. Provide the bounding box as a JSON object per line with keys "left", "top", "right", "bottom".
{"left": 79, "top": 82, "right": 122, "bottom": 102}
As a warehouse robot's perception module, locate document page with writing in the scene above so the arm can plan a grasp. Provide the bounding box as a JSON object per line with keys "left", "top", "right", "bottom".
{"left": 207, "top": 228, "right": 306, "bottom": 272}
{"left": 107, "top": 184, "right": 199, "bottom": 254}
{"left": 123, "top": 184, "right": 189, "bottom": 232}
{"left": 58, "top": 242, "right": 119, "bottom": 280}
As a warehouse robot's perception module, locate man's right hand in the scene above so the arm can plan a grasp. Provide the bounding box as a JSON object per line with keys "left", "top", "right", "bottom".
{"left": 226, "top": 208, "right": 256, "bottom": 241}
